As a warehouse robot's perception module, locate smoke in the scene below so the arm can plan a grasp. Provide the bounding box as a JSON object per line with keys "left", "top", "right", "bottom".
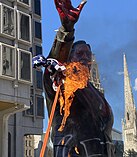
{"left": 117, "top": 71, "right": 124, "bottom": 75}
{"left": 134, "top": 78, "right": 137, "bottom": 91}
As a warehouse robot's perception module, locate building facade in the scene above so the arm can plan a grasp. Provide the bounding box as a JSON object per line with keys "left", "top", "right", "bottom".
{"left": 24, "top": 135, "right": 35, "bottom": 157}
{"left": 122, "top": 54, "right": 137, "bottom": 155}
{"left": 0, "top": 0, "right": 44, "bottom": 157}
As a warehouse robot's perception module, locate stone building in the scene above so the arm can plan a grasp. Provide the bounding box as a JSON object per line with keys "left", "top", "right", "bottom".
{"left": 122, "top": 54, "right": 137, "bottom": 155}
{"left": 90, "top": 53, "right": 104, "bottom": 93}
{"left": 0, "top": 0, "right": 44, "bottom": 157}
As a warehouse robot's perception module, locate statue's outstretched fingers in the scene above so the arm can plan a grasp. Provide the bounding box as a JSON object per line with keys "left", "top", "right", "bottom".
{"left": 54, "top": 0, "right": 67, "bottom": 19}
{"left": 77, "top": 0, "right": 87, "bottom": 11}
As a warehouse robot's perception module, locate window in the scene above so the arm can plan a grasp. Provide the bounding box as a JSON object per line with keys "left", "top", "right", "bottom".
{"left": 26, "top": 96, "right": 34, "bottom": 115}
{"left": 1, "top": 4, "right": 15, "bottom": 37}
{"left": 126, "top": 133, "right": 133, "bottom": 141}
{"left": 18, "top": 11, "right": 31, "bottom": 43}
{"left": 127, "top": 112, "right": 130, "bottom": 120}
{"left": 29, "top": 150, "right": 32, "bottom": 155}
{"left": 34, "top": 0, "right": 41, "bottom": 16}
{"left": 92, "top": 68, "right": 97, "bottom": 82}
{"left": 29, "top": 141, "right": 32, "bottom": 147}
{"left": 26, "top": 140, "right": 29, "bottom": 147}
{"left": 36, "top": 70, "right": 43, "bottom": 89}
{"left": 18, "top": 49, "right": 32, "bottom": 83}
{"left": 8, "top": 133, "right": 11, "bottom": 157}
{"left": 36, "top": 95, "right": 44, "bottom": 117}
{"left": 35, "top": 21, "right": 42, "bottom": 39}
{"left": 25, "top": 150, "right": 28, "bottom": 156}
{"left": 0, "top": 44, "right": 16, "bottom": 79}
{"left": 30, "top": 88, "right": 34, "bottom": 95}
{"left": 18, "top": 0, "right": 30, "bottom": 6}
{"left": 35, "top": 45, "right": 42, "bottom": 55}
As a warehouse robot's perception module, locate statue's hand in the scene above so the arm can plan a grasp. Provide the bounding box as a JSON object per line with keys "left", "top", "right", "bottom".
{"left": 54, "top": 0, "right": 87, "bottom": 31}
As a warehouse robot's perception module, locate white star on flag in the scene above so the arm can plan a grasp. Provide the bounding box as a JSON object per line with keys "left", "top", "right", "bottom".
{"left": 39, "top": 56, "right": 44, "bottom": 61}
{"left": 34, "top": 60, "right": 39, "bottom": 65}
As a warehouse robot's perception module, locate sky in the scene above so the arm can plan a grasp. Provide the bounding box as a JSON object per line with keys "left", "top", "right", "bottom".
{"left": 41, "top": 0, "right": 137, "bottom": 132}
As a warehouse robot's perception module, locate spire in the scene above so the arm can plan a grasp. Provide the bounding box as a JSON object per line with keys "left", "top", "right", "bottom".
{"left": 122, "top": 54, "right": 137, "bottom": 153}
{"left": 123, "top": 54, "right": 135, "bottom": 114}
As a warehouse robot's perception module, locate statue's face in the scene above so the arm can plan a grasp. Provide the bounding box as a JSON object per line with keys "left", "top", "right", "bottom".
{"left": 70, "top": 44, "right": 92, "bottom": 69}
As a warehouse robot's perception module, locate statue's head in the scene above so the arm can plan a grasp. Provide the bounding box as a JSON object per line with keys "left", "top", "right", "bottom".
{"left": 69, "top": 40, "right": 92, "bottom": 70}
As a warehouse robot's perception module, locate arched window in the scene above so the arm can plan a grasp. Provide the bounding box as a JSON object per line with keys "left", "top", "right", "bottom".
{"left": 92, "top": 68, "right": 97, "bottom": 82}
{"left": 8, "top": 132, "right": 11, "bottom": 157}
{"left": 127, "top": 112, "right": 130, "bottom": 120}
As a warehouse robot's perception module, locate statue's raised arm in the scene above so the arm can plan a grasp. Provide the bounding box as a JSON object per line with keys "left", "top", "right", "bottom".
{"left": 48, "top": 0, "right": 87, "bottom": 63}
{"left": 54, "top": 0, "right": 87, "bottom": 31}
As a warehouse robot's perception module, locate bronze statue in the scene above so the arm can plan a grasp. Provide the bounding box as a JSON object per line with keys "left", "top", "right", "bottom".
{"left": 43, "top": 0, "right": 115, "bottom": 156}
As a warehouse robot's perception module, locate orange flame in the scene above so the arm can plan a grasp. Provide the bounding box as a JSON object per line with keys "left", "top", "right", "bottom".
{"left": 68, "top": 153, "right": 71, "bottom": 157}
{"left": 61, "top": 138, "right": 65, "bottom": 145}
{"left": 58, "top": 62, "right": 89, "bottom": 131}
{"left": 75, "top": 146, "right": 79, "bottom": 154}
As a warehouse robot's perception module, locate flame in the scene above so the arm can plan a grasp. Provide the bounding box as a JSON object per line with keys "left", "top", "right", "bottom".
{"left": 61, "top": 138, "right": 65, "bottom": 145}
{"left": 68, "top": 153, "right": 71, "bottom": 157}
{"left": 75, "top": 146, "right": 79, "bottom": 154}
{"left": 58, "top": 62, "right": 89, "bottom": 131}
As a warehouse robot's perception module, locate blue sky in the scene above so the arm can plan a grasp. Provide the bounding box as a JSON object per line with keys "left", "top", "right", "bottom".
{"left": 41, "top": 0, "right": 137, "bottom": 132}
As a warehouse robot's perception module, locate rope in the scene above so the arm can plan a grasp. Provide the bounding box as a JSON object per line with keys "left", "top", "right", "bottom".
{"left": 39, "top": 85, "right": 61, "bottom": 157}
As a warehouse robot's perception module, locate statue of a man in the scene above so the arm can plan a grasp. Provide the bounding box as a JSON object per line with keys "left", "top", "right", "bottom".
{"left": 43, "top": 0, "right": 115, "bottom": 156}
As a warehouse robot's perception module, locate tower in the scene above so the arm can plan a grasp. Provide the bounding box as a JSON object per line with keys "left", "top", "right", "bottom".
{"left": 122, "top": 54, "right": 137, "bottom": 154}
{"left": 90, "top": 54, "right": 104, "bottom": 93}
